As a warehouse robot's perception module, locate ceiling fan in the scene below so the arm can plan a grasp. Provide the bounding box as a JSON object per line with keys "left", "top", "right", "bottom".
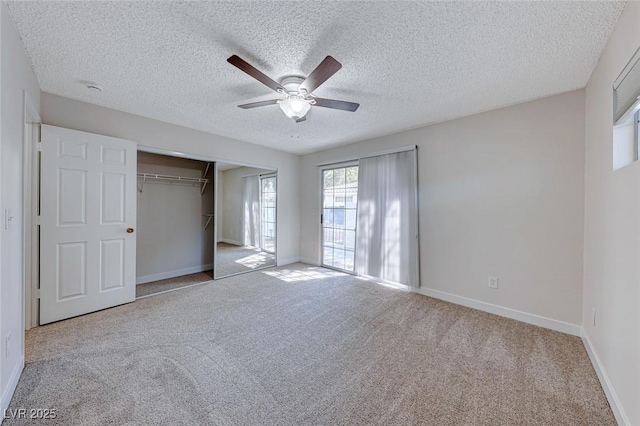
{"left": 227, "top": 55, "right": 360, "bottom": 123}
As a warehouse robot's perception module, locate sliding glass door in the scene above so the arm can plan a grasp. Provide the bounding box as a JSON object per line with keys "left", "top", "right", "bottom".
{"left": 321, "top": 165, "right": 358, "bottom": 272}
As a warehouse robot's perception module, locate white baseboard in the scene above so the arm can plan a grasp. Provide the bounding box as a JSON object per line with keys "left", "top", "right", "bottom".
{"left": 1, "top": 357, "right": 24, "bottom": 415}
{"left": 581, "top": 329, "right": 629, "bottom": 426}
{"left": 414, "top": 287, "right": 582, "bottom": 336}
{"left": 136, "top": 264, "right": 213, "bottom": 285}
{"left": 276, "top": 257, "right": 321, "bottom": 267}
{"left": 277, "top": 257, "right": 300, "bottom": 266}
{"left": 220, "top": 238, "right": 242, "bottom": 246}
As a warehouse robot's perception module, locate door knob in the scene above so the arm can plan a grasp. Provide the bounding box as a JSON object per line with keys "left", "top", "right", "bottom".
{"left": 126, "top": 228, "right": 135, "bottom": 233}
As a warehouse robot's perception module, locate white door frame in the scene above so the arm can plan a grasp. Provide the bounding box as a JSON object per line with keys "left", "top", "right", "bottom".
{"left": 137, "top": 145, "right": 274, "bottom": 171}
{"left": 23, "top": 91, "right": 40, "bottom": 330}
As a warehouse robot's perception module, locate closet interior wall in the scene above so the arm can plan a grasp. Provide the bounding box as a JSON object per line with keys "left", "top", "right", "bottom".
{"left": 136, "top": 152, "right": 214, "bottom": 284}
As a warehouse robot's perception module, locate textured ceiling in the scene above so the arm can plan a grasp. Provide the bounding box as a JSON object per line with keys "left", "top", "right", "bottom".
{"left": 7, "top": 1, "right": 625, "bottom": 154}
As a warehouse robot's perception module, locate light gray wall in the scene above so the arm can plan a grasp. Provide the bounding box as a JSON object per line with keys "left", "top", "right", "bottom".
{"left": 0, "top": 1, "right": 41, "bottom": 412}
{"left": 300, "top": 90, "right": 586, "bottom": 326}
{"left": 136, "top": 152, "right": 214, "bottom": 283}
{"left": 220, "top": 166, "right": 274, "bottom": 245}
{"left": 40, "top": 93, "right": 301, "bottom": 265}
{"left": 583, "top": 2, "right": 639, "bottom": 424}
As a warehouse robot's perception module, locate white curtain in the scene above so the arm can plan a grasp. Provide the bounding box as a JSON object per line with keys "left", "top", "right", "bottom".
{"left": 242, "top": 176, "right": 260, "bottom": 247}
{"left": 355, "top": 149, "right": 419, "bottom": 287}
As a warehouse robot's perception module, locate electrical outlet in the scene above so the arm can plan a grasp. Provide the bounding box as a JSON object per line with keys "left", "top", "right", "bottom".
{"left": 5, "top": 333, "right": 11, "bottom": 358}
{"left": 488, "top": 276, "right": 499, "bottom": 289}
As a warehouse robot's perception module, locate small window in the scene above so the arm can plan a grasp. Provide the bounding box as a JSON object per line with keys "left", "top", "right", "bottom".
{"left": 613, "top": 46, "right": 640, "bottom": 170}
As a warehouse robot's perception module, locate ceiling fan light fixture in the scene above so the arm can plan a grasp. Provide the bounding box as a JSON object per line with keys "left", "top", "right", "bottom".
{"left": 279, "top": 97, "right": 311, "bottom": 119}
{"left": 228, "top": 55, "right": 359, "bottom": 121}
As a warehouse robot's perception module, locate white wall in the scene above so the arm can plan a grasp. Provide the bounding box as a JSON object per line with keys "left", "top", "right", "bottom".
{"left": 300, "top": 90, "right": 586, "bottom": 327}
{"left": 220, "top": 166, "right": 273, "bottom": 245}
{"left": 0, "top": 1, "right": 41, "bottom": 413}
{"left": 40, "top": 93, "right": 301, "bottom": 265}
{"left": 582, "top": 2, "right": 640, "bottom": 424}
{"left": 136, "top": 152, "right": 214, "bottom": 283}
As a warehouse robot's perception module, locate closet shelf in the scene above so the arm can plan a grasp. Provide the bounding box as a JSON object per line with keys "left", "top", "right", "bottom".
{"left": 137, "top": 173, "right": 210, "bottom": 193}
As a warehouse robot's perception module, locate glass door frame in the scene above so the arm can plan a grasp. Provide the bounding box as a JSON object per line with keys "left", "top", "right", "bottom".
{"left": 259, "top": 173, "right": 277, "bottom": 255}
{"left": 319, "top": 161, "right": 359, "bottom": 274}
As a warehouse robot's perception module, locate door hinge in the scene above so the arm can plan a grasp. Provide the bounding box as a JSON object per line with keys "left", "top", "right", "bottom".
{"left": 36, "top": 216, "right": 42, "bottom": 225}
{"left": 34, "top": 289, "right": 40, "bottom": 300}
{"left": 36, "top": 142, "right": 42, "bottom": 152}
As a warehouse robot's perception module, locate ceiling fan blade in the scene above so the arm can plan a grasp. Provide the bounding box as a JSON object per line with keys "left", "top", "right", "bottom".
{"left": 313, "top": 97, "right": 360, "bottom": 112}
{"left": 227, "top": 55, "right": 284, "bottom": 93}
{"left": 295, "top": 116, "right": 307, "bottom": 123}
{"left": 238, "top": 99, "right": 280, "bottom": 109}
{"left": 299, "top": 56, "right": 342, "bottom": 94}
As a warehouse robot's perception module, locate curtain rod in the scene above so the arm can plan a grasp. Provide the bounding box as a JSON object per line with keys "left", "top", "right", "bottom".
{"left": 316, "top": 145, "right": 417, "bottom": 167}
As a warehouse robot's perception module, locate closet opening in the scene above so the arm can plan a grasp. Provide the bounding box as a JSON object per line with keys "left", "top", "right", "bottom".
{"left": 135, "top": 151, "right": 215, "bottom": 298}
{"left": 134, "top": 152, "right": 279, "bottom": 298}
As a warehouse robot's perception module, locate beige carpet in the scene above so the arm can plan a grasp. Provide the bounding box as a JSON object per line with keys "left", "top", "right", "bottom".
{"left": 215, "top": 242, "right": 275, "bottom": 278}
{"left": 7, "top": 264, "right": 613, "bottom": 425}
{"left": 136, "top": 270, "right": 213, "bottom": 298}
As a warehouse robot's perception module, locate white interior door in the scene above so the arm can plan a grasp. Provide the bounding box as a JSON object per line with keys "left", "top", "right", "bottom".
{"left": 40, "top": 125, "right": 137, "bottom": 324}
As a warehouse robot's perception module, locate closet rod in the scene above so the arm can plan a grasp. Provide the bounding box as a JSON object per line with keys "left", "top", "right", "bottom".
{"left": 137, "top": 173, "right": 210, "bottom": 193}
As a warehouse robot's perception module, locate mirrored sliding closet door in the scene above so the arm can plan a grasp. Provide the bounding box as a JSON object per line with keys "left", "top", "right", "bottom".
{"left": 213, "top": 162, "right": 277, "bottom": 279}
